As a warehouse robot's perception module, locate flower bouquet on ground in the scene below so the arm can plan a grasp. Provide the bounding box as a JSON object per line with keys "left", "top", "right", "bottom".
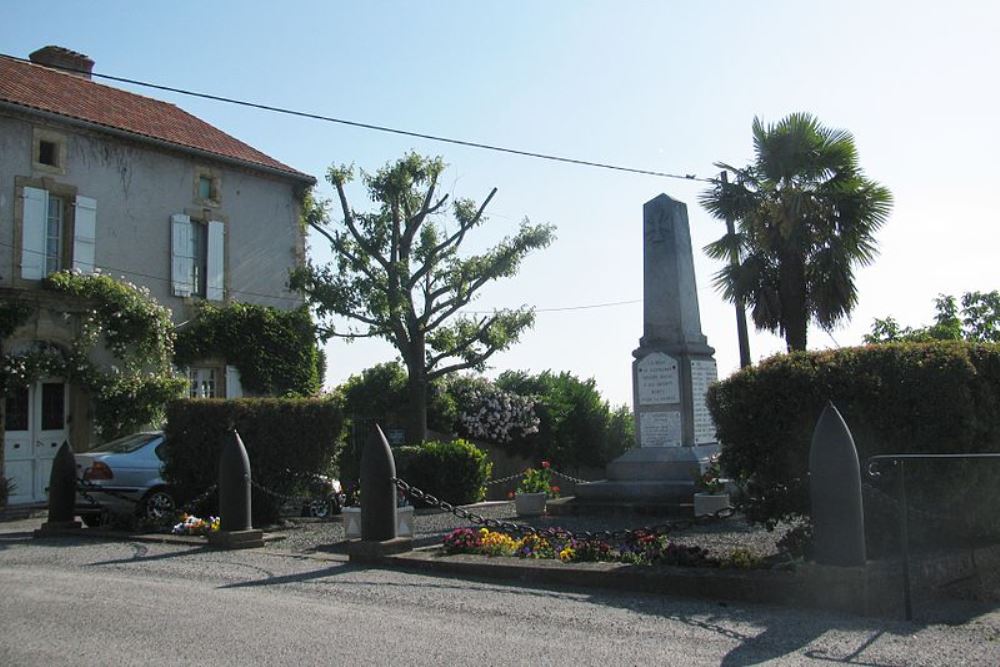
{"left": 171, "top": 514, "right": 220, "bottom": 536}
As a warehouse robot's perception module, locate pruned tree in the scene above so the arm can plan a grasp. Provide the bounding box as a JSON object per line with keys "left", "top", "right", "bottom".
{"left": 292, "top": 153, "right": 555, "bottom": 443}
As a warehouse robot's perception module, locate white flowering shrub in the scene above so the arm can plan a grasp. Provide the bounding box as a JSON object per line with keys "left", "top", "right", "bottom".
{"left": 450, "top": 377, "right": 539, "bottom": 444}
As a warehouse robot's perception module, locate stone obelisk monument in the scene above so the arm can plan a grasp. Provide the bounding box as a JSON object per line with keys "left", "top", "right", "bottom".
{"left": 577, "top": 194, "right": 719, "bottom": 502}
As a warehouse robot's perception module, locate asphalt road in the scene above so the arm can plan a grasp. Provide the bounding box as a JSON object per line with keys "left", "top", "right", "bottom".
{"left": 1, "top": 520, "right": 999, "bottom": 666}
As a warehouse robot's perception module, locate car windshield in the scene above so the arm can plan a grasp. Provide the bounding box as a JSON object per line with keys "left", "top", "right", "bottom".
{"left": 96, "top": 432, "right": 160, "bottom": 454}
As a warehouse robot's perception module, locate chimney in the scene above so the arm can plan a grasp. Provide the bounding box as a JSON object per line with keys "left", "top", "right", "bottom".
{"left": 28, "top": 46, "right": 94, "bottom": 79}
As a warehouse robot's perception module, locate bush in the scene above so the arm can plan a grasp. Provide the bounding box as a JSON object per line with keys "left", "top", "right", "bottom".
{"left": 163, "top": 397, "right": 344, "bottom": 525}
{"left": 708, "top": 342, "right": 1000, "bottom": 550}
{"left": 395, "top": 439, "right": 492, "bottom": 505}
{"left": 496, "top": 370, "right": 634, "bottom": 467}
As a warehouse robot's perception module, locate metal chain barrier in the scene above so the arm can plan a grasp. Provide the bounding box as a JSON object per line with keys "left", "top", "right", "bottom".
{"left": 179, "top": 484, "right": 218, "bottom": 514}
{"left": 392, "top": 476, "right": 735, "bottom": 543}
{"left": 485, "top": 468, "right": 596, "bottom": 488}
{"left": 250, "top": 478, "right": 319, "bottom": 505}
{"left": 550, "top": 469, "right": 596, "bottom": 485}
{"left": 485, "top": 471, "right": 525, "bottom": 487}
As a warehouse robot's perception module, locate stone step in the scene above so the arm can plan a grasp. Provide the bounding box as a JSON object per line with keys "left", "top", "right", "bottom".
{"left": 545, "top": 495, "right": 693, "bottom": 518}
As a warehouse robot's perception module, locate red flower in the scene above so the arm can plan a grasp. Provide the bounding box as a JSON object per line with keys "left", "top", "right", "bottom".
{"left": 541, "top": 461, "right": 551, "bottom": 469}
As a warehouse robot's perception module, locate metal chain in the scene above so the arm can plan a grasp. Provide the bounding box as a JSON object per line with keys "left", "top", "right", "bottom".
{"left": 249, "top": 479, "right": 318, "bottom": 504}
{"left": 391, "top": 477, "right": 735, "bottom": 543}
{"left": 486, "top": 468, "right": 596, "bottom": 488}
{"left": 76, "top": 477, "right": 141, "bottom": 506}
{"left": 550, "top": 469, "right": 596, "bottom": 485}
{"left": 485, "top": 471, "right": 525, "bottom": 487}
{"left": 179, "top": 484, "right": 218, "bottom": 514}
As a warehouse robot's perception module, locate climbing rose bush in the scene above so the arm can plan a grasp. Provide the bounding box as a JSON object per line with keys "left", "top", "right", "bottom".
{"left": 451, "top": 378, "right": 540, "bottom": 444}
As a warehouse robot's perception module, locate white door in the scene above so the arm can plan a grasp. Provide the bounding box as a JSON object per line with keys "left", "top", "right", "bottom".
{"left": 3, "top": 379, "right": 69, "bottom": 504}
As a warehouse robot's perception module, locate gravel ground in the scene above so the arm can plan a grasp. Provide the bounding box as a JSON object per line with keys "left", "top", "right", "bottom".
{"left": 267, "top": 501, "right": 793, "bottom": 559}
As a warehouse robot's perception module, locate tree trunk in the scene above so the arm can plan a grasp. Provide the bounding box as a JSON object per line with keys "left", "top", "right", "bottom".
{"left": 404, "top": 334, "right": 428, "bottom": 445}
{"left": 779, "top": 251, "right": 809, "bottom": 351}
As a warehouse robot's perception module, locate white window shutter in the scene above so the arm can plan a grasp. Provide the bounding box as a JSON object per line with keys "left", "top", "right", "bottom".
{"left": 225, "top": 365, "right": 243, "bottom": 399}
{"left": 21, "top": 186, "right": 47, "bottom": 280}
{"left": 72, "top": 195, "right": 97, "bottom": 274}
{"left": 206, "top": 220, "right": 225, "bottom": 301}
{"left": 171, "top": 214, "right": 193, "bottom": 297}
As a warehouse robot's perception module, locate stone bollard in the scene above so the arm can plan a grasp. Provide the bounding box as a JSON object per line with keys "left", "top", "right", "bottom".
{"left": 35, "top": 441, "right": 82, "bottom": 535}
{"left": 809, "top": 402, "right": 866, "bottom": 566}
{"left": 208, "top": 429, "right": 264, "bottom": 549}
{"left": 348, "top": 423, "right": 412, "bottom": 562}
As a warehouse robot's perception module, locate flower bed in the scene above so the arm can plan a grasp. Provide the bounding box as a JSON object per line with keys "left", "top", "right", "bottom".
{"left": 442, "top": 527, "right": 763, "bottom": 568}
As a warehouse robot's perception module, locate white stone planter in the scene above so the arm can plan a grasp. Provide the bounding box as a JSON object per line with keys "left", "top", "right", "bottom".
{"left": 343, "top": 505, "right": 414, "bottom": 539}
{"left": 693, "top": 492, "right": 731, "bottom": 518}
{"left": 514, "top": 492, "right": 547, "bottom": 517}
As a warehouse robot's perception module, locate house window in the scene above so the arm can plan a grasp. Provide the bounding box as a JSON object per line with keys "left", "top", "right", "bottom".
{"left": 4, "top": 387, "right": 29, "bottom": 431}
{"left": 38, "top": 140, "right": 59, "bottom": 167}
{"left": 194, "top": 168, "right": 221, "bottom": 205}
{"left": 32, "top": 128, "right": 66, "bottom": 174}
{"left": 188, "top": 367, "right": 218, "bottom": 398}
{"left": 46, "top": 195, "right": 65, "bottom": 275}
{"left": 198, "top": 175, "right": 213, "bottom": 201}
{"left": 171, "top": 214, "right": 225, "bottom": 300}
{"left": 191, "top": 220, "right": 208, "bottom": 297}
{"left": 19, "top": 185, "right": 97, "bottom": 280}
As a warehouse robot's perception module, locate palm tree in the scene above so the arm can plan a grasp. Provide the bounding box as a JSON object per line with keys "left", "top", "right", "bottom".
{"left": 700, "top": 113, "right": 893, "bottom": 351}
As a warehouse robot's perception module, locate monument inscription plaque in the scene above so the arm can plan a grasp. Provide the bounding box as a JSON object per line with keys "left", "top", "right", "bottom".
{"left": 640, "top": 411, "right": 682, "bottom": 448}
{"left": 690, "top": 359, "right": 718, "bottom": 445}
{"left": 637, "top": 352, "right": 680, "bottom": 405}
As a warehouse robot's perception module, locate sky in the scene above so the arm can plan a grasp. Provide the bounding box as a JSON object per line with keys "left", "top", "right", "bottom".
{"left": 4, "top": 2, "right": 998, "bottom": 407}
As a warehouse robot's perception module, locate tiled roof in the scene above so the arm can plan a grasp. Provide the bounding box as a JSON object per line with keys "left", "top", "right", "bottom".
{"left": 0, "top": 55, "right": 313, "bottom": 182}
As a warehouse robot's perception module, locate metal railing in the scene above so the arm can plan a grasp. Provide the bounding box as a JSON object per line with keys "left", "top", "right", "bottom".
{"left": 866, "top": 452, "right": 1000, "bottom": 620}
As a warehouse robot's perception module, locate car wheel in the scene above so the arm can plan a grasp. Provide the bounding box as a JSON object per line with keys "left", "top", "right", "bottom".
{"left": 305, "top": 498, "right": 332, "bottom": 519}
{"left": 140, "top": 488, "right": 176, "bottom": 520}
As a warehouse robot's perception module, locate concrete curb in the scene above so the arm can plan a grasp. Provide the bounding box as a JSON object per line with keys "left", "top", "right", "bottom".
{"left": 30, "top": 527, "right": 286, "bottom": 547}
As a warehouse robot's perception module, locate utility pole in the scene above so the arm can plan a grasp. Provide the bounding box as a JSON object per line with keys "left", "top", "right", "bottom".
{"left": 721, "top": 170, "right": 752, "bottom": 368}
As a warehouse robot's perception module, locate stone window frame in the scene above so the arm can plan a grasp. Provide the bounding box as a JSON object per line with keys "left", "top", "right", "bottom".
{"left": 12, "top": 176, "right": 78, "bottom": 286}
{"left": 32, "top": 127, "right": 67, "bottom": 175}
{"left": 193, "top": 166, "right": 222, "bottom": 208}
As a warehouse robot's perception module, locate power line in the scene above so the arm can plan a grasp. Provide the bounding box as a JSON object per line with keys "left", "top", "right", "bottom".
{"left": 4, "top": 54, "right": 715, "bottom": 183}
{"left": 463, "top": 298, "right": 641, "bottom": 314}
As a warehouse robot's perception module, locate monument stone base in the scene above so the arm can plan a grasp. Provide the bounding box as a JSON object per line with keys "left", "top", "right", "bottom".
{"left": 575, "top": 444, "right": 718, "bottom": 503}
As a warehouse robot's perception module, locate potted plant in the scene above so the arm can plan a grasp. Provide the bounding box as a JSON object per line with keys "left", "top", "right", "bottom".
{"left": 514, "top": 461, "right": 560, "bottom": 517}
{"left": 342, "top": 483, "right": 414, "bottom": 539}
{"left": 693, "top": 455, "right": 730, "bottom": 517}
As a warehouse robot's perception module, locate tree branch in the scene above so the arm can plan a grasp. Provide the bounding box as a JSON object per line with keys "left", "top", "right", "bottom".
{"left": 427, "top": 345, "right": 502, "bottom": 380}
{"left": 408, "top": 187, "right": 497, "bottom": 290}
{"left": 333, "top": 178, "right": 390, "bottom": 272}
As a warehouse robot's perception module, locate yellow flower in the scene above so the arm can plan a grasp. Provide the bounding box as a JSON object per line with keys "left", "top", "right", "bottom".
{"left": 559, "top": 547, "right": 575, "bottom": 562}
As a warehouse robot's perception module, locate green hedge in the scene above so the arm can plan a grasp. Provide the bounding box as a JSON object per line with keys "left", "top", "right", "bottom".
{"left": 163, "top": 398, "right": 344, "bottom": 525}
{"left": 495, "top": 370, "right": 634, "bottom": 467}
{"left": 395, "top": 439, "right": 492, "bottom": 505}
{"left": 708, "top": 342, "right": 1000, "bottom": 550}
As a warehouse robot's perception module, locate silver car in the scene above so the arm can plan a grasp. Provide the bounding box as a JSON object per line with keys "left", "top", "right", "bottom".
{"left": 75, "top": 431, "right": 175, "bottom": 526}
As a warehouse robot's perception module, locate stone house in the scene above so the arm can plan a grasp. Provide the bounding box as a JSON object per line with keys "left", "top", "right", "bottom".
{"left": 0, "top": 46, "right": 316, "bottom": 504}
